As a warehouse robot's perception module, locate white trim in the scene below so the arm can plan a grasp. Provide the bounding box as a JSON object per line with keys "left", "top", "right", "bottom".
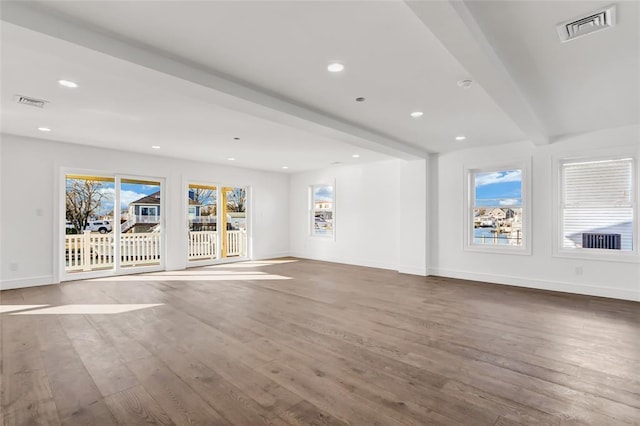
{"left": 463, "top": 158, "right": 532, "bottom": 255}
{"left": 290, "top": 252, "right": 397, "bottom": 272}
{"left": 254, "top": 252, "right": 291, "bottom": 260}
{"left": 552, "top": 151, "right": 638, "bottom": 262}
{"left": 431, "top": 267, "right": 640, "bottom": 302}
{"left": 1, "top": 275, "right": 57, "bottom": 291}
{"left": 398, "top": 265, "right": 430, "bottom": 276}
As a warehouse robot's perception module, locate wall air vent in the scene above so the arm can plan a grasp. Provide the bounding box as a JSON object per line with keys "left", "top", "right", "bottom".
{"left": 557, "top": 4, "right": 616, "bottom": 43}
{"left": 14, "top": 95, "right": 48, "bottom": 108}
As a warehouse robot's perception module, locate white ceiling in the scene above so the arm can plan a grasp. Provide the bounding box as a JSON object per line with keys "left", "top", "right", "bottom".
{"left": 1, "top": 1, "right": 638, "bottom": 171}
{"left": 1, "top": 23, "right": 392, "bottom": 172}
{"left": 465, "top": 0, "right": 639, "bottom": 139}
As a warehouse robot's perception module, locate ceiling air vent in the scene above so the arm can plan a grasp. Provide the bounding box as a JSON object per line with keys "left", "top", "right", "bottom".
{"left": 557, "top": 4, "right": 616, "bottom": 43}
{"left": 14, "top": 94, "right": 48, "bottom": 108}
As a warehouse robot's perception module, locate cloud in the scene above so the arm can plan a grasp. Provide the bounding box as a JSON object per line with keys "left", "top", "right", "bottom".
{"left": 475, "top": 170, "right": 521, "bottom": 187}
{"left": 98, "top": 188, "right": 149, "bottom": 210}
{"left": 314, "top": 186, "right": 333, "bottom": 201}
{"left": 499, "top": 198, "right": 520, "bottom": 206}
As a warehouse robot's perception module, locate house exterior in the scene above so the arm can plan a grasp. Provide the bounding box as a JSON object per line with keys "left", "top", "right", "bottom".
{"left": 128, "top": 191, "right": 162, "bottom": 223}
{"left": 314, "top": 200, "right": 331, "bottom": 210}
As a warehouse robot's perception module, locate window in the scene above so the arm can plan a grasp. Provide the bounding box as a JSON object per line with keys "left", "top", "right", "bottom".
{"left": 466, "top": 162, "right": 530, "bottom": 254}
{"left": 311, "top": 184, "right": 334, "bottom": 237}
{"left": 560, "top": 157, "right": 635, "bottom": 254}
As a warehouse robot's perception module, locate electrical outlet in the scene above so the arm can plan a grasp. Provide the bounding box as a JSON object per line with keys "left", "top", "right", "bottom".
{"left": 575, "top": 266, "right": 583, "bottom": 276}
{"left": 9, "top": 262, "right": 18, "bottom": 272}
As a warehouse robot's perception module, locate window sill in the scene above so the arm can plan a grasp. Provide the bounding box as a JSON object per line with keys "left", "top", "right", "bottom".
{"left": 465, "top": 245, "right": 531, "bottom": 256}
{"left": 554, "top": 250, "right": 639, "bottom": 264}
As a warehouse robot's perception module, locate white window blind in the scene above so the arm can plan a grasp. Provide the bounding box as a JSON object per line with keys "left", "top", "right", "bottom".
{"left": 561, "top": 158, "right": 634, "bottom": 251}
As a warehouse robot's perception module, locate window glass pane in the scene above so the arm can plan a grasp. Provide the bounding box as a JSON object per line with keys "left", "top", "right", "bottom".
{"left": 563, "top": 159, "right": 632, "bottom": 206}
{"left": 472, "top": 170, "right": 523, "bottom": 247}
{"left": 65, "top": 174, "right": 115, "bottom": 272}
{"left": 120, "top": 179, "right": 161, "bottom": 267}
{"left": 474, "top": 169, "right": 522, "bottom": 206}
{"left": 563, "top": 208, "right": 634, "bottom": 251}
{"left": 223, "top": 187, "right": 247, "bottom": 258}
{"left": 312, "top": 185, "right": 333, "bottom": 236}
{"left": 188, "top": 184, "right": 217, "bottom": 261}
{"left": 561, "top": 159, "right": 634, "bottom": 252}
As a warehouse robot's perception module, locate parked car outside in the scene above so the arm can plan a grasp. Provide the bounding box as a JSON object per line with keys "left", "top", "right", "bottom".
{"left": 86, "top": 220, "right": 112, "bottom": 233}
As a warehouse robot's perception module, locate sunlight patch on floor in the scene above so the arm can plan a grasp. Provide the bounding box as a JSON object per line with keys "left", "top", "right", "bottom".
{"left": 10, "top": 304, "right": 163, "bottom": 315}
{"left": 0, "top": 305, "right": 50, "bottom": 314}
{"left": 90, "top": 273, "right": 291, "bottom": 282}
{"left": 207, "top": 259, "right": 299, "bottom": 268}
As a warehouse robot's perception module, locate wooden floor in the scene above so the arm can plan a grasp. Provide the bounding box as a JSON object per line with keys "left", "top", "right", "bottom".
{"left": 1, "top": 259, "right": 639, "bottom": 425}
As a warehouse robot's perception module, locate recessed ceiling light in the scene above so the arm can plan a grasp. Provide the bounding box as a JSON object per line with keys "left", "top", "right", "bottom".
{"left": 410, "top": 111, "right": 424, "bottom": 118}
{"left": 282, "top": 166, "right": 289, "bottom": 169}
{"left": 58, "top": 79, "right": 78, "bottom": 88}
{"left": 457, "top": 79, "right": 473, "bottom": 89}
{"left": 227, "top": 157, "right": 235, "bottom": 161}
{"left": 355, "top": 97, "right": 366, "bottom": 102}
{"left": 37, "top": 127, "right": 51, "bottom": 132}
{"left": 455, "top": 135, "right": 466, "bottom": 141}
{"left": 327, "top": 62, "right": 344, "bottom": 73}
{"left": 352, "top": 154, "right": 360, "bottom": 158}
{"left": 151, "top": 145, "right": 161, "bottom": 149}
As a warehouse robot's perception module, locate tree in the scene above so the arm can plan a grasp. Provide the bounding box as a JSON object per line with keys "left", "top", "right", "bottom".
{"left": 191, "top": 188, "right": 217, "bottom": 216}
{"left": 226, "top": 188, "right": 246, "bottom": 213}
{"left": 66, "top": 179, "right": 107, "bottom": 233}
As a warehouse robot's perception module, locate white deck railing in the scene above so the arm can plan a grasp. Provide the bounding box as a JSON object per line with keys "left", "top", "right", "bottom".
{"left": 66, "top": 229, "right": 247, "bottom": 272}
{"left": 65, "top": 231, "right": 160, "bottom": 272}
{"left": 188, "top": 231, "right": 217, "bottom": 260}
{"left": 226, "top": 230, "right": 246, "bottom": 257}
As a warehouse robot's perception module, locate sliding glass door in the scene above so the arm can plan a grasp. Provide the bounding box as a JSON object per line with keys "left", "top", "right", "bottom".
{"left": 187, "top": 184, "right": 218, "bottom": 261}
{"left": 222, "top": 186, "right": 247, "bottom": 259}
{"left": 120, "top": 178, "right": 162, "bottom": 268}
{"left": 62, "top": 172, "right": 164, "bottom": 280}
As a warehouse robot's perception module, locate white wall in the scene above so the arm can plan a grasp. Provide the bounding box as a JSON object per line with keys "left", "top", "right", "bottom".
{"left": 289, "top": 159, "right": 428, "bottom": 275}
{"left": 431, "top": 125, "right": 640, "bottom": 301}
{"left": 0, "top": 134, "right": 289, "bottom": 290}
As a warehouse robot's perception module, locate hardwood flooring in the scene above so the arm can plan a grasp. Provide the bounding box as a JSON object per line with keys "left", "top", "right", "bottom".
{"left": 1, "top": 258, "right": 639, "bottom": 425}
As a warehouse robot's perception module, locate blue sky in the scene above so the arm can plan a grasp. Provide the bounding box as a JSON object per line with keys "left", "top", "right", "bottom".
{"left": 66, "top": 178, "right": 160, "bottom": 217}
{"left": 314, "top": 185, "right": 333, "bottom": 202}
{"left": 475, "top": 170, "right": 522, "bottom": 207}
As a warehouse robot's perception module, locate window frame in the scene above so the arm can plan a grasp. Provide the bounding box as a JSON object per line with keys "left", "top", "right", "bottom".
{"left": 553, "top": 153, "right": 638, "bottom": 262}
{"left": 309, "top": 183, "right": 335, "bottom": 239}
{"left": 464, "top": 159, "right": 531, "bottom": 255}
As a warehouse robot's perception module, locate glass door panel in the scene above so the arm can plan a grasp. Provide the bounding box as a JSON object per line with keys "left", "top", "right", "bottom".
{"left": 64, "top": 174, "right": 116, "bottom": 273}
{"left": 187, "top": 184, "right": 218, "bottom": 261}
{"left": 222, "top": 187, "right": 247, "bottom": 258}
{"left": 120, "top": 178, "right": 161, "bottom": 268}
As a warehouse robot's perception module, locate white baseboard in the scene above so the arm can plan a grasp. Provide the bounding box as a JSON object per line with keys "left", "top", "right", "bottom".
{"left": 431, "top": 268, "right": 640, "bottom": 302}
{"left": 398, "top": 265, "right": 430, "bottom": 276}
{"left": 0, "top": 275, "right": 57, "bottom": 291}
{"left": 256, "top": 252, "right": 293, "bottom": 260}
{"left": 290, "top": 252, "right": 398, "bottom": 272}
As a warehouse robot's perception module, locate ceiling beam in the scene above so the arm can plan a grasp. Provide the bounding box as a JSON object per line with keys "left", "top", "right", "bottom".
{"left": 0, "top": 1, "right": 428, "bottom": 160}
{"left": 405, "top": 0, "right": 549, "bottom": 146}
